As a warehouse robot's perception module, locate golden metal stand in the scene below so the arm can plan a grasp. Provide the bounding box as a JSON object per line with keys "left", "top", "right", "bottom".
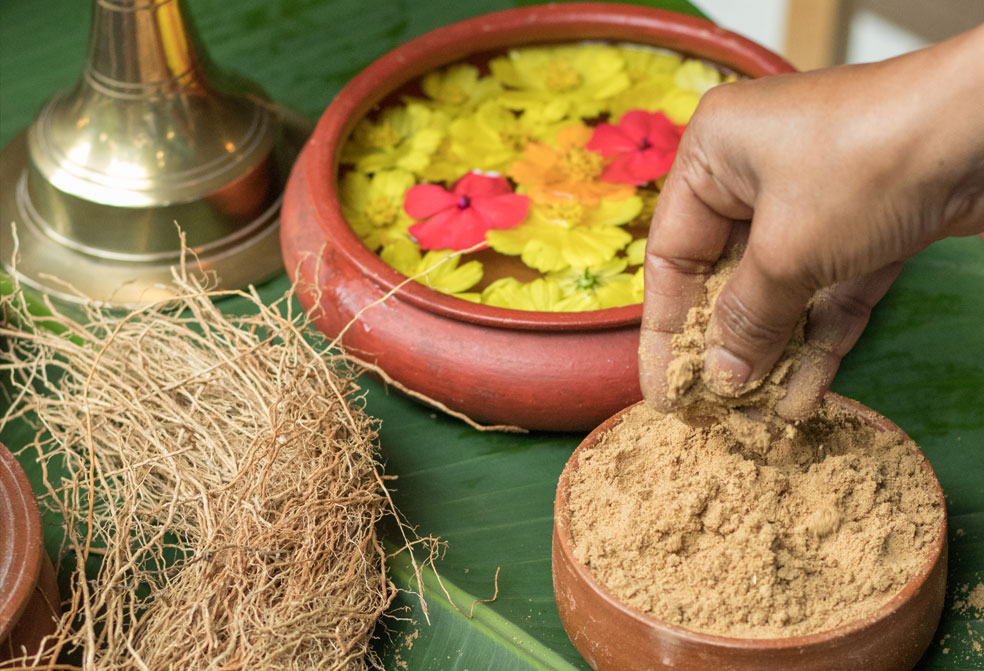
{"left": 0, "top": 0, "right": 308, "bottom": 306}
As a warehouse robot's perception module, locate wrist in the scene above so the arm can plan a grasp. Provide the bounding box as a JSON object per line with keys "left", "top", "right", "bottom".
{"left": 924, "top": 24, "right": 984, "bottom": 234}
{"left": 887, "top": 24, "right": 984, "bottom": 236}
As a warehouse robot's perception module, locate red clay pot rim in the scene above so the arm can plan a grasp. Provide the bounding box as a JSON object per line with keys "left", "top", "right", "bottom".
{"left": 304, "top": 3, "right": 795, "bottom": 332}
{"left": 0, "top": 442, "right": 43, "bottom": 640}
{"left": 554, "top": 392, "right": 948, "bottom": 650}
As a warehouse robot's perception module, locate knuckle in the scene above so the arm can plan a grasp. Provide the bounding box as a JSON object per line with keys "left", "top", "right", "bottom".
{"left": 712, "top": 289, "right": 788, "bottom": 350}
{"left": 675, "top": 91, "right": 727, "bottom": 178}
{"left": 750, "top": 236, "right": 820, "bottom": 292}
{"left": 678, "top": 127, "right": 717, "bottom": 182}
{"left": 807, "top": 290, "right": 874, "bottom": 358}
{"left": 692, "top": 82, "right": 731, "bottom": 118}
{"left": 825, "top": 289, "right": 874, "bottom": 324}
{"left": 646, "top": 252, "right": 715, "bottom": 277}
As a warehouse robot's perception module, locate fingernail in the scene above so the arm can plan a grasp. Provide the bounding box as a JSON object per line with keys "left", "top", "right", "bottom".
{"left": 704, "top": 346, "right": 752, "bottom": 396}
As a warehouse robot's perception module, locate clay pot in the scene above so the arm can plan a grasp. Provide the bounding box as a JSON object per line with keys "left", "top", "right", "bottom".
{"left": 1, "top": 442, "right": 60, "bottom": 663}
{"left": 552, "top": 394, "right": 948, "bottom": 671}
{"left": 280, "top": 3, "right": 796, "bottom": 431}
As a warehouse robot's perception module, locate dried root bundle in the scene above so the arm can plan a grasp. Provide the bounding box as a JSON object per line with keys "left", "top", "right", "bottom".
{"left": 0, "top": 271, "right": 414, "bottom": 670}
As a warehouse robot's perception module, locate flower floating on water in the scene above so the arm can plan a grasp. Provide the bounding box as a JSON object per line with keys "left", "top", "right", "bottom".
{"left": 628, "top": 266, "right": 645, "bottom": 303}
{"left": 610, "top": 55, "right": 728, "bottom": 123}
{"left": 487, "top": 196, "right": 641, "bottom": 272}
{"left": 439, "top": 100, "right": 564, "bottom": 178}
{"left": 420, "top": 63, "right": 503, "bottom": 112}
{"left": 548, "top": 258, "right": 637, "bottom": 309}
{"left": 674, "top": 59, "right": 724, "bottom": 95}
{"left": 626, "top": 237, "right": 647, "bottom": 266}
{"left": 587, "top": 110, "right": 685, "bottom": 185}
{"left": 491, "top": 45, "right": 631, "bottom": 120}
{"left": 622, "top": 46, "right": 682, "bottom": 82}
{"left": 341, "top": 102, "right": 449, "bottom": 174}
{"left": 482, "top": 277, "right": 597, "bottom": 312}
{"left": 338, "top": 43, "right": 732, "bottom": 311}
{"left": 380, "top": 238, "right": 483, "bottom": 299}
{"left": 404, "top": 171, "right": 530, "bottom": 251}
{"left": 339, "top": 169, "right": 417, "bottom": 251}
{"left": 511, "top": 123, "right": 635, "bottom": 205}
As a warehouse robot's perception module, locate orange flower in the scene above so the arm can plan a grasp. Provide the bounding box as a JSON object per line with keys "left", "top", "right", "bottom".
{"left": 509, "top": 124, "right": 635, "bottom": 206}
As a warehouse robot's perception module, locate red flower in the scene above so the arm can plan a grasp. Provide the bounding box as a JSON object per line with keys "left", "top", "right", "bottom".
{"left": 405, "top": 172, "right": 530, "bottom": 251}
{"left": 586, "top": 110, "right": 685, "bottom": 185}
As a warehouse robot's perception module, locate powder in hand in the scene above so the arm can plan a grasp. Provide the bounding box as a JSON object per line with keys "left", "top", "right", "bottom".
{"left": 566, "top": 400, "right": 944, "bottom": 638}
{"left": 664, "top": 245, "right": 827, "bottom": 451}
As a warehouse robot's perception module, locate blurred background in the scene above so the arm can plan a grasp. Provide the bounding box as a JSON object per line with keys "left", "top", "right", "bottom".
{"left": 693, "top": 0, "right": 984, "bottom": 70}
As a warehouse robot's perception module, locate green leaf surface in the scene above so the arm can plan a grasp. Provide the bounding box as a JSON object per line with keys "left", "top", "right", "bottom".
{"left": 2, "top": 1, "right": 983, "bottom": 669}
{"left": 381, "top": 547, "right": 581, "bottom": 671}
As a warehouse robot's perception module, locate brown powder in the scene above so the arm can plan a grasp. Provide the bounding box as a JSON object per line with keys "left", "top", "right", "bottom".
{"left": 566, "top": 400, "right": 944, "bottom": 638}
{"left": 955, "top": 582, "right": 984, "bottom": 615}
{"left": 969, "top": 583, "right": 984, "bottom": 612}
{"left": 664, "top": 245, "right": 827, "bottom": 451}
{"left": 566, "top": 243, "right": 944, "bottom": 638}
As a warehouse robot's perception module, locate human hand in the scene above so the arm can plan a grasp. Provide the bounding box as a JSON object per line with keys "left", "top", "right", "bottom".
{"left": 640, "top": 24, "right": 984, "bottom": 419}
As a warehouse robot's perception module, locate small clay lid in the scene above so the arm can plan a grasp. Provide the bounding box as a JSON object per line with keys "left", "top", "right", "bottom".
{"left": 552, "top": 393, "right": 948, "bottom": 671}
{"left": 1, "top": 441, "right": 60, "bottom": 662}
{"left": 0, "top": 442, "right": 43, "bottom": 639}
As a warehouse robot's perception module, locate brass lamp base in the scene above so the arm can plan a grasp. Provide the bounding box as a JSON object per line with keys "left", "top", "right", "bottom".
{"left": 0, "top": 110, "right": 308, "bottom": 307}
{"left": 0, "top": 0, "right": 311, "bottom": 307}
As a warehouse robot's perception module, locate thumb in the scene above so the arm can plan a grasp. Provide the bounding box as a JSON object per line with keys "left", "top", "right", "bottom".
{"left": 703, "top": 242, "right": 816, "bottom": 395}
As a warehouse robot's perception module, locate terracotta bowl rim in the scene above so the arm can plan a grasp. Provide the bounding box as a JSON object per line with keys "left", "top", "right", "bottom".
{"left": 553, "top": 392, "right": 948, "bottom": 650}
{"left": 0, "top": 441, "right": 43, "bottom": 640}
{"left": 301, "top": 2, "right": 795, "bottom": 332}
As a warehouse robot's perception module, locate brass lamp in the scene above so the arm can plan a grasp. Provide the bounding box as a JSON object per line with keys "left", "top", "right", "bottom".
{"left": 0, "top": 0, "right": 308, "bottom": 306}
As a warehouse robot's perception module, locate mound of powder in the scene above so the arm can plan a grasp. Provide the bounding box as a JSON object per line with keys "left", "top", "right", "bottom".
{"left": 664, "top": 245, "right": 827, "bottom": 451}
{"left": 566, "top": 400, "right": 944, "bottom": 638}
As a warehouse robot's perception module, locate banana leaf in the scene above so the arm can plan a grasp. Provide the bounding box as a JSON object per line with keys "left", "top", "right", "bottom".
{"left": 1, "top": 0, "right": 981, "bottom": 668}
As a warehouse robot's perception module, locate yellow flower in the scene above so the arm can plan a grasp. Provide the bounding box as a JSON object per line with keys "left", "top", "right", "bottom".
{"left": 594, "top": 276, "right": 641, "bottom": 308}
{"left": 674, "top": 59, "right": 723, "bottom": 95}
{"left": 631, "top": 265, "right": 646, "bottom": 301}
{"left": 486, "top": 196, "right": 640, "bottom": 272}
{"left": 417, "top": 135, "right": 472, "bottom": 184}
{"left": 608, "top": 56, "right": 728, "bottom": 124}
{"left": 620, "top": 45, "right": 683, "bottom": 80}
{"left": 626, "top": 237, "right": 647, "bottom": 266}
{"left": 420, "top": 63, "right": 503, "bottom": 112}
{"left": 606, "top": 46, "right": 681, "bottom": 119}
{"left": 607, "top": 76, "right": 676, "bottom": 120}
{"left": 379, "top": 239, "right": 484, "bottom": 296}
{"left": 650, "top": 60, "right": 727, "bottom": 124}
{"left": 510, "top": 123, "right": 635, "bottom": 205}
{"left": 490, "top": 45, "right": 630, "bottom": 120}
{"left": 548, "top": 257, "right": 633, "bottom": 294}
{"left": 340, "top": 102, "right": 449, "bottom": 174}
{"left": 434, "top": 100, "right": 566, "bottom": 178}
{"left": 628, "top": 186, "right": 660, "bottom": 227}
{"left": 656, "top": 88, "right": 701, "bottom": 124}
{"left": 339, "top": 169, "right": 416, "bottom": 251}
{"left": 547, "top": 258, "right": 640, "bottom": 309}
{"left": 481, "top": 277, "right": 598, "bottom": 312}
{"left": 516, "top": 99, "right": 574, "bottom": 132}
{"left": 490, "top": 221, "right": 631, "bottom": 273}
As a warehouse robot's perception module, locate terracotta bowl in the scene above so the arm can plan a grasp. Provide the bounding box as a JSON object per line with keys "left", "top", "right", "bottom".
{"left": 552, "top": 393, "right": 948, "bottom": 671}
{"left": 281, "top": 3, "right": 796, "bottom": 431}
{"left": 1, "top": 442, "right": 60, "bottom": 663}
